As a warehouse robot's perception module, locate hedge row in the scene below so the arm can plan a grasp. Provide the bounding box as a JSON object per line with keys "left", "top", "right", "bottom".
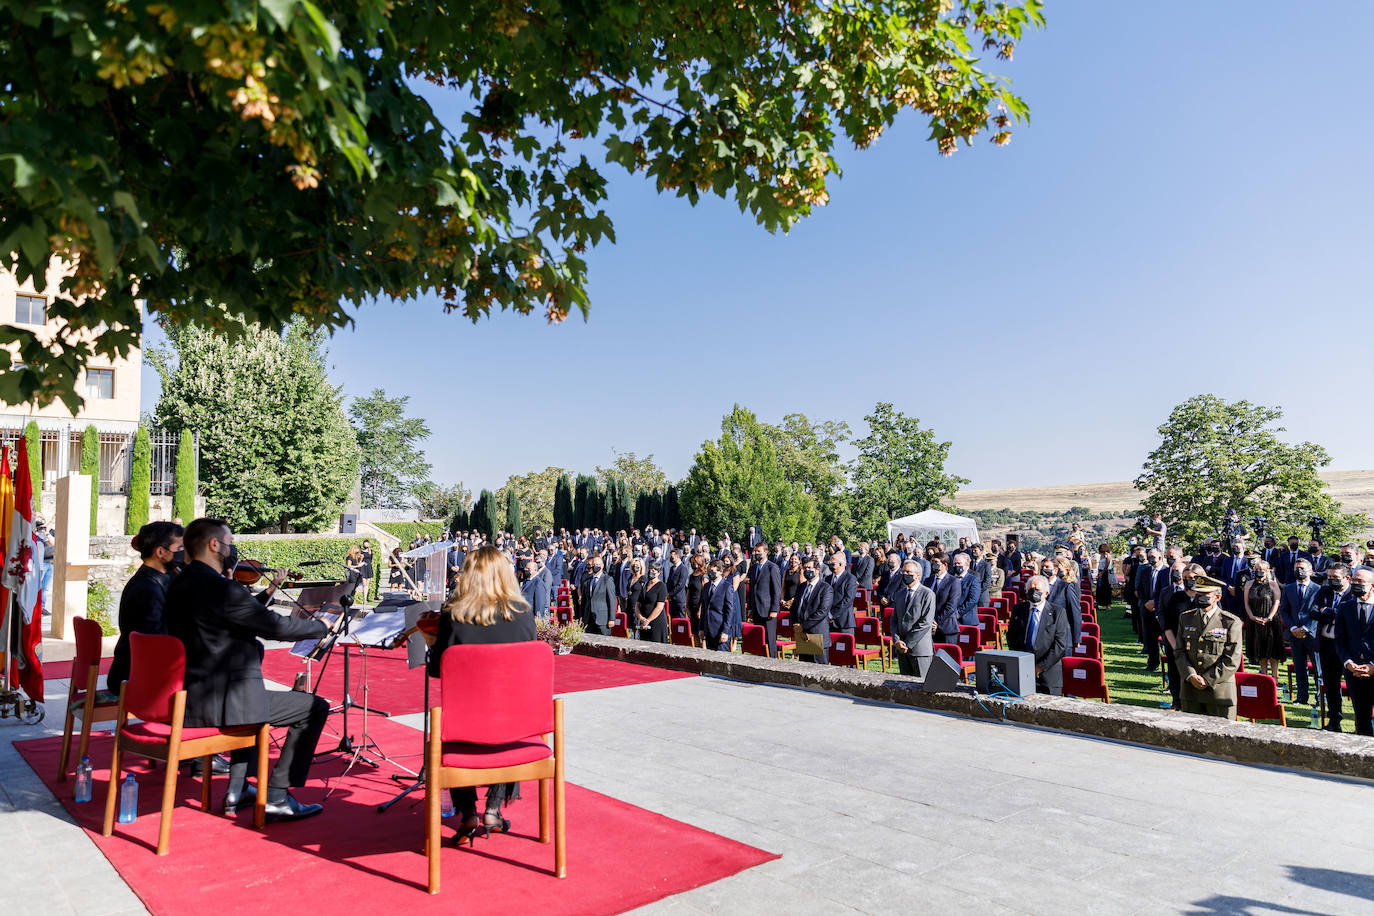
{"left": 372, "top": 521, "right": 446, "bottom": 545}
{"left": 237, "top": 536, "right": 381, "bottom": 602}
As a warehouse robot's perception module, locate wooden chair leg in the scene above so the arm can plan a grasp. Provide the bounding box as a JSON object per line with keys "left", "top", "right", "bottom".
{"left": 538, "top": 775, "right": 551, "bottom": 844}
{"left": 157, "top": 751, "right": 179, "bottom": 855}
{"left": 553, "top": 698, "right": 566, "bottom": 879}
{"left": 77, "top": 664, "right": 99, "bottom": 771}
{"left": 200, "top": 755, "right": 212, "bottom": 811}
{"left": 427, "top": 708, "right": 442, "bottom": 894}
{"left": 58, "top": 706, "right": 75, "bottom": 782}
{"left": 255, "top": 726, "right": 269, "bottom": 829}
{"left": 102, "top": 739, "right": 123, "bottom": 837}
{"left": 76, "top": 715, "right": 95, "bottom": 777}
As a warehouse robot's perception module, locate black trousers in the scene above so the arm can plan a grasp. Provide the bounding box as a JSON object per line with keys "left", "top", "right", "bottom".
{"left": 1163, "top": 643, "right": 1182, "bottom": 708}
{"left": 1141, "top": 612, "right": 1161, "bottom": 668}
{"left": 450, "top": 782, "right": 514, "bottom": 819}
{"left": 229, "top": 690, "right": 330, "bottom": 790}
{"left": 1319, "top": 636, "right": 1345, "bottom": 726}
{"left": 1348, "top": 675, "right": 1374, "bottom": 737}
{"left": 755, "top": 614, "right": 778, "bottom": 657}
{"left": 583, "top": 620, "right": 608, "bottom": 636}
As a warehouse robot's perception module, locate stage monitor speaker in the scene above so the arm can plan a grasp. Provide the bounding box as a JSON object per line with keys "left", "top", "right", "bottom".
{"left": 921, "top": 649, "right": 963, "bottom": 693}
{"left": 975, "top": 649, "right": 1036, "bottom": 697}
{"left": 340, "top": 513, "right": 357, "bottom": 534}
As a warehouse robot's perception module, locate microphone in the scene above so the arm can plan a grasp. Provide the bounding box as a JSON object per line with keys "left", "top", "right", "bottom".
{"left": 298, "top": 559, "right": 330, "bottom": 567}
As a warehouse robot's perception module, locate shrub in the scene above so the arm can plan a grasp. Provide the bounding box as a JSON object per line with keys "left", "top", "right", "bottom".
{"left": 126, "top": 425, "right": 151, "bottom": 534}
{"left": 80, "top": 425, "right": 99, "bottom": 533}
{"left": 373, "top": 521, "right": 446, "bottom": 544}
{"left": 87, "top": 581, "right": 117, "bottom": 636}
{"left": 23, "top": 421, "right": 40, "bottom": 514}
{"left": 236, "top": 536, "right": 382, "bottom": 602}
{"left": 172, "top": 428, "right": 196, "bottom": 522}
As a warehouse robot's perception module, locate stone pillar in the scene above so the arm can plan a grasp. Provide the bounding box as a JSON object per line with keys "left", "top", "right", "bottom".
{"left": 51, "top": 473, "right": 93, "bottom": 640}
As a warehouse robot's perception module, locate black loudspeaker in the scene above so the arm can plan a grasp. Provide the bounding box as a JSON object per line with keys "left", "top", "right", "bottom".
{"left": 922, "top": 649, "right": 963, "bottom": 693}
{"left": 340, "top": 513, "right": 357, "bottom": 534}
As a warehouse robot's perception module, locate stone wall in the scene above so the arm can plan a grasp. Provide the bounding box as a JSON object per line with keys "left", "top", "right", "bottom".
{"left": 571, "top": 636, "right": 1374, "bottom": 781}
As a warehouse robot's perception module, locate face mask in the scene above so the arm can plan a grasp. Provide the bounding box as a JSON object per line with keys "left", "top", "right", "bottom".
{"left": 803, "top": 569, "right": 816, "bottom": 581}
{"left": 901, "top": 573, "right": 916, "bottom": 585}
{"left": 1041, "top": 570, "right": 1054, "bottom": 579}
{"left": 1190, "top": 594, "right": 1212, "bottom": 609}
{"left": 953, "top": 566, "right": 967, "bottom": 576}
{"left": 169, "top": 548, "right": 187, "bottom": 573}
{"left": 221, "top": 542, "right": 238, "bottom": 572}
{"left": 1295, "top": 569, "right": 1309, "bottom": 580}
{"left": 1170, "top": 571, "right": 1182, "bottom": 583}
{"left": 1341, "top": 554, "right": 1353, "bottom": 563}
{"left": 1028, "top": 589, "right": 1045, "bottom": 603}
{"left": 929, "top": 564, "right": 943, "bottom": 575}
{"left": 1254, "top": 572, "right": 1266, "bottom": 581}
{"left": 1352, "top": 582, "right": 1369, "bottom": 597}
{"left": 1182, "top": 578, "right": 1196, "bottom": 590}
{"left": 707, "top": 570, "right": 719, "bottom": 581}
{"left": 1231, "top": 547, "right": 1242, "bottom": 556}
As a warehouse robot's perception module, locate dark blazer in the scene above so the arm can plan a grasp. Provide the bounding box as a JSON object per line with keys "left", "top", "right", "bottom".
{"left": 426, "top": 609, "right": 538, "bottom": 677}
{"left": 1280, "top": 580, "right": 1321, "bottom": 638}
{"left": 166, "top": 561, "right": 328, "bottom": 728}
{"left": 701, "top": 577, "right": 739, "bottom": 645}
{"left": 792, "top": 576, "right": 833, "bottom": 648}
{"left": 1046, "top": 577, "right": 1082, "bottom": 645}
{"left": 521, "top": 575, "right": 550, "bottom": 619}
{"left": 1007, "top": 600, "right": 1071, "bottom": 694}
{"left": 107, "top": 565, "right": 173, "bottom": 691}
{"left": 827, "top": 569, "right": 858, "bottom": 630}
{"left": 851, "top": 554, "right": 875, "bottom": 591}
{"left": 953, "top": 573, "right": 982, "bottom": 626}
{"left": 891, "top": 583, "right": 935, "bottom": 661}
{"left": 581, "top": 571, "right": 617, "bottom": 628}
{"left": 1335, "top": 594, "right": 1374, "bottom": 668}
{"left": 973, "top": 559, "right": 992, "bottom": 607}
{"left": 748, "top": 559, "right": 782, "bottom": 620}
{"left": 667, "top": 561, "right": 691, "bottom": 612}
{"left": 925, "top": 573, "right": 961, "bottom": 636}
{"left": 1274, "top": 549, "right": 1303, "bottom": 585}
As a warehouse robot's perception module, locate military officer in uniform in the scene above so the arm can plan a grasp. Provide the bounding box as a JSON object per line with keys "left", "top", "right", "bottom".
{"left": 1173, "top": 573, "right": 1244, "bottom": 719}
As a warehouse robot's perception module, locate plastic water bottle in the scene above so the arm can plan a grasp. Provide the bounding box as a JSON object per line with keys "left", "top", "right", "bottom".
{"left": 440, "top": 792, "right": 455, "bottom": 818}
{"left": 118, "top": 774, "right": 138, "bottom": 824}
{"left": 1280, "top": 682, "right": 1290, "bottom": 703}
{"left": 1311, "top": 705, "right": 1320, "bottom": 728}
{"left": 74, "top": 756, "right": 93, "bottom": 803}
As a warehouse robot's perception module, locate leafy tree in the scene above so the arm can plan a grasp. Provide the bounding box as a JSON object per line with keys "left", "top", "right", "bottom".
{"left": 348, "top": 388, "right": 431, "bottom": 509}
{"left": 414, "top": 480, "right": 472, "bottom": 521}
{"left": 471, "top": 490, "right": 498, "bottom": 542}
{"left": 150, "top": 319, "right": 358, "bottom": 532}
{"left": 172, "top": 428, "right": 196, "bottom": 523}
{"left": 0, "top": 1, "right": 1043, "bottom": 411}
{"left": 680, "top": 405, "right": 818, "bottom": 543}
{"left": 23, "top": 422, "right": 39, "bottom": 514}
{"left": 850, "top": 402, "right": 967, "bottom": 540}
{"left": 505, "top": 487, "right": 523, "bottom": 538}
{"left": 494, "top": 467, "right": 565, "bottom": 533}
{"left": 765, "top": 413, "right": 854, "bottom": 542}
{"left": 80, "top": 425, "right": 99, "bottom": 532}
{"left": 1135, "top": 395, "right": 1367, "bottom": 549}
{"left": 553, "top": 474, "right": 574, "bottom": 531}
{"left": 126, "top": 425, "right": 151, "bottom": 534}
{"left": 595, "top": 451, "right": 668, "bottom": 501}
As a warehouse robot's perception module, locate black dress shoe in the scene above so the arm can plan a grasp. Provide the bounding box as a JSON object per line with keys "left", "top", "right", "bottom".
{"left": 188, "top": 754, "right": 232, "bottom": 777}
{"left": 265, "top": 793, "right": 323, "bottom": 821}
{"left": 223, "top": 784, "right": 257, "bottom": 815}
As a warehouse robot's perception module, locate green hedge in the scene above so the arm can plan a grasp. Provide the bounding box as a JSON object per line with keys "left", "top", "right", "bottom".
{"left": 237, "top": 536, "right": 381, "bottom": 602}
{"left": 372, "top": 521, "right": 446, "bottom": 544}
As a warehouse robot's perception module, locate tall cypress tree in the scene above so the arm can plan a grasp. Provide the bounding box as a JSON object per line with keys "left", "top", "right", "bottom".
{"left": 23, "top": 422, "right": 40, "bottom": 514}
{"left": 80, "top": 424, "right": 99, "bottom": 533}
{"left": 665, "top": 484, "right": 681, "bottom": 530}
{"left": 126, "top": 424, "right": 151, "bottom": 534}
{"left": 553, "top": 474, "right": 574, "bottom": 531}
{"left": 472, "top": 489, "right": 497, "bottom": 542}
{"left": 172, "top": 428, "right": 197, "bottom": 522}
{"left": 505, "top": 487, "right": 523, "bottom": 537}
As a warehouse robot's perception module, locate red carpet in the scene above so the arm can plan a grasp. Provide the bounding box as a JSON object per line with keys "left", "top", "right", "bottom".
{"left": 259, "top": 648, "right": 694, "bottom": 716}
{"left": 44, "top": 656, "right": 114, "bottom": 680}
{"left": 15, "top": 715, "right": 776, "bottom": 914}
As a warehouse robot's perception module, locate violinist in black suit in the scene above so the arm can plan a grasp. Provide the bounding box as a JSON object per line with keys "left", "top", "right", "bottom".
{"left": 166, "top": 518, "right": 333, "bottom": 821}
{"left": 1007, "top": 575, "right": 1071, "bottom": 695}
{"left": 792, "top": 557, "right": 833, "bottom": 664}
{"left": 748, "top": 545, "right": 782, "bottom": 656}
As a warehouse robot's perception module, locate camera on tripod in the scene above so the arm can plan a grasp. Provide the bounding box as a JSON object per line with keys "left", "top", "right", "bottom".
{"left": 1251, "top": 517, "right": 1268, "bottom": 539}
{"left": 1309, "top": 516, "right": 1327, "bottom": 543}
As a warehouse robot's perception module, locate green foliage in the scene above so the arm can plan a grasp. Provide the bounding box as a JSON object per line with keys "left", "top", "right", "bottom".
{"left": 471, "top": 490, "right": 498, "bottom": 542}
{"left": 150, "top": 320, "right": 359, "bottom": 532}
{"left": 505, "top": 487, "right": 523, "bottom": 537}
{"left": 595, "top": 451, "right": 668, "bottom": 500}
{"left": 1135, "top": 395, "right": 1367, "bottom": 549}
{"left": 553, "top": 475, "right": 574, "bottom": 532}
{"left": 680, "top": 405, "right": 818, "bottom": 543}
{"left": 126, "top": 425, "right": 151, "bottom": 534}
{"left": 172, "top": 428, "right": 196, "bottom": 523}
{"left": 764, "top": 413, "right": 854, "bottom": 542}
{"left": 80, "top": 424, "right": 99, "bottom": 533}
{"left": 961, "top": 507, "right": 1135, "bottom": 555}
{"left": 495, "top": 467, "right": 565, "bottom": 534}
{"left": 348, "top": 388, "right": 431, "bottom": 509}
{"left": 86, "top": 581, "right": 116, "bottom": 636}
{"left": 0, "top": 0, "right": 1043, "bottom": 411}
{"left": 413, "top": 480, "right": 472, "bottom": 520}
{"left": 372, "top": 521, "right": 446, "bottom": 545}
{"left": 664, "top": 485, "right": 681, "bottom": 530}
{"left": 573, "top": 475, "right": 600, "bottom": 530}
{"left": 236, "top": 536, "right": 381, "bottom": 602}
{"left": 850, "top": 403, "right": 968, "bottom": 540}
{"left": 23, "top": 422, "right": 39, "bottom": 514}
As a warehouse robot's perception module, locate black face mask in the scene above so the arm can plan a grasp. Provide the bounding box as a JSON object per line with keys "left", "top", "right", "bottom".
{"left": 1028, "top": 589, "right": 1045, "bottom": 603}
{"left": 169, "top": 548, "right": 187, "bottom": 573}
{"left": 1190, "top": 594, "right": 1212, "bottom": 609}
{"left": 901, "top": 573, "right": 916, "bottom": 585}
{"left": 1170, "top": 571, "right": 1182, "bottom": 582}
{"left": 929, "top": 564, "right": 943, "bottom": 575}
{"left": 1352, "top": 582, "right": 1369, "bottom": 598}
{"left": 221, "top": 542, "right": 238, "bottom": 574}
{"left": 803, "top": 569, "right": 816, "bottom": 580}
{"left": 1341, "top": 555, "right": 1353, "bottom": 563}
{"left": 1295, "top": 569, "right": 1309, "bottom": 580}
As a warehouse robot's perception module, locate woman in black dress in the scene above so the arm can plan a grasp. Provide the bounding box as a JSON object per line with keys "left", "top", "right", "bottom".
{"left": 624, "top": 558, "right": 646, "bottom": 636}
{"left": 732, "top": 549, "right": 750, "bottom": 618}
{"left": 637, "top": 564, "right": 669, "bottom": 642}
{"left": 426, "top": 545, "right": 537, "bottom": 843}
{"left": 107, "top": 521, "right": 183, "bottom": 693}
{"left": 686, "top": 554, "right": 706, "bottom": 646}
{"left": 1242, "top": 559, "right": 1284, "bottom": 681}
{"left": 780, "top": 553, "right": 802, "bottom": 617}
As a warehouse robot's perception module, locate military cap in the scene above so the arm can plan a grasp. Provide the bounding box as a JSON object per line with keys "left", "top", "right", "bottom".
{"left": 1191, "top": 573, "right": 1224, "bottom": 595}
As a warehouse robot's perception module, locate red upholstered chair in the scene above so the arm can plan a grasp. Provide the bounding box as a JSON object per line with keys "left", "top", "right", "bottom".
{"left": 1072, "top": 635, "right": 1102, "bottom": 660}
{"left": 931, "top": 642, "right": 973, "bottom": 682}
{"left": 741, "top": 623, "right": 769, "bottom": 658}
{"left": 956, "top": 624, "right": 982, "bottom": 658}
{"left": 102, "top": 634, "right": 268, "bottom": 855}
{"left": 1080, "top": 622, "right": 1100, "bottom": 641}
{"left": 827, "top": 632, "right": 880, "bottom": 670}
{"left": 1062, "top": 657, "right": 1110, "bottom": 703}
{"left": 991, "top": 596, "right": 1011, "bottom": 623}
{"left": 1235, "top": 672, "right": 1286, "bottom": 725}
{"left": 427, "top": 642, "right": 565, "bottom": 893}
{"left": 977, "top": 613, "right": 1000, "bottom": 651}
{"left": 773, "top": 610, "right": 796, "bottom": 658}
{"left": 669, "top": 617, "right": 694, "bottom": 647}
{"left": 611, "top": 612, "right": 629, "bottom": 639}
{"left": 854, "top": 615, "right": 890, "bottom": 670}
{"left": 880, "top": 606, "right": 894, "bottom": 637}
{"left": 555, "top": 607, "right": 573, "bottom": 626}
{"left": 58, "top": 616, "right": 120, "bottom": 783}
{"left": 853, "top": 588, "right": 869, "bottom": 612}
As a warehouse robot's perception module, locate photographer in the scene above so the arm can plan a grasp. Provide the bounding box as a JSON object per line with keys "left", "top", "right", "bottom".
{"left": 1220, "top": 508, "right": 1248, "bottom": 547}
{"left": 35, "top": 516, "right": 55, "bottom": 617}
{"left": 1144, "top": 512, "right": 1166, "bottom": 551}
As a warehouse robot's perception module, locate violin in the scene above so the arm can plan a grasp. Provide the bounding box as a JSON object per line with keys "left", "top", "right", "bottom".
{"left": 385, "top": 610, "right": 442, "bottom": 650}
{"left": 232, "top": 558, "right": 304, "bottom": 585}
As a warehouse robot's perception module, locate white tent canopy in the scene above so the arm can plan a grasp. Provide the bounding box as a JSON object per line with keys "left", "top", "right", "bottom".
{"left": 885, "top": 509, "right": 980, "bottom": 548}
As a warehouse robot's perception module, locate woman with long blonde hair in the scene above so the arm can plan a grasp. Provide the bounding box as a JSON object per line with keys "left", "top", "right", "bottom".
{"left": 425, "top": 545, "right": 535, "bottom": 844}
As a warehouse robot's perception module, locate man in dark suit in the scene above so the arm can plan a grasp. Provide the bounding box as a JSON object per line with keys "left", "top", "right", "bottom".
{"left": 700, "top": 559, "right": 737, "bottom": 651}
{"left": 1218, "top": 540, "right": 1249, "bottom": 615}
{"left": 891, "top": 560, "right": 935, "bottom": 677}
{"left": 969, "top": 543, "right": 992, "bottom": 608}
{"left": 875, "top": 550, "right": 903, "bottom": 609}
{"left": 924, "top": 555, "right": 961, "bottom": 645}
{"left": 951, "top": 554, "right": 982, "bottom": 627}
{"left": 826, "top": 551, "right": 857, "bottom": 636}
{"left": 580, "top": 555, "right": 617, "bottom": 635}
{"left": 1314, "top": 564, "right": 1351, "bottom": 730}
{"left": 1134, "top": 549, "right": 1166, "bottom": 670}
{"left": 1280, "top": 558, "right": 1322, "bottom": 706}
{"left": 850, "top": 543, "right": 875, "bottom": 592}
{"left": 748, "top": 545, "right": 783, "bottom": 656}
{"left": 166, "top": 518, "right": 332, "bottom": 820}
{"left": 793, "top": 557, "right": 833, "bottom": 664}
{"left": 666, "top": 549, "right": 690, "bottom": 618}
{"left": 1007, "top": 575, "right": 1071, "bottom": 695}
{"left": 521, "top": 559, "right": 550, "bottom": 619}
{"left": 1335, "top": 567, "right": 1374, "bottom": 736}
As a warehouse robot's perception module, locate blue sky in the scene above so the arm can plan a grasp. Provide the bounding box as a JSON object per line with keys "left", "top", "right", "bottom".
{"left": 142, "top": 1, "right": 1374, "bottom": 496}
